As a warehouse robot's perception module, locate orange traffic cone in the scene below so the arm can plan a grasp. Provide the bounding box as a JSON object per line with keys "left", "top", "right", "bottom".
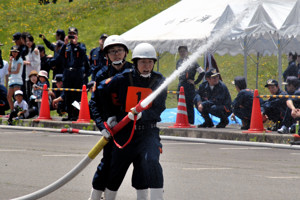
{"left": 169, "top": 86, "right": 195, "bottom": 128}
{"left": 35, "top": 84, "right": 52, "bottom": 121}
{"left": 73, "top": 85, "right": 91, "bottom": 123}
{"left": 243, "top": 89, "right": 270, "bottom": 133}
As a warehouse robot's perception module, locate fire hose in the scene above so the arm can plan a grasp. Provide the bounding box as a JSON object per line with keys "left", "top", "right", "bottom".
{"left": 11, "top": 101, "right": 149, "bottom": 200}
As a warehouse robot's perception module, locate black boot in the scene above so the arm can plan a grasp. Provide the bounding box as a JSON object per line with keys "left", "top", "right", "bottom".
{"left": 216, "top": 117, "right": 229, "bottom": 128}
{"left": 198, "top": 117, "right": 214, "bottom": 128}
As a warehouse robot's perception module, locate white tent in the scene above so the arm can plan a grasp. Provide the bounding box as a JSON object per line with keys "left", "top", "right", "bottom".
{"left": 121, "top": 0, "right": 300, "bottom": 86}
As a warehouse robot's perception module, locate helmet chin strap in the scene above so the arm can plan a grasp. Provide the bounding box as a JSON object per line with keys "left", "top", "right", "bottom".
{"left": 140, "top": 73, "right": 151, "bottom": 78}
{"left": 112, "top": 59, "right": 124, "bottom": 66}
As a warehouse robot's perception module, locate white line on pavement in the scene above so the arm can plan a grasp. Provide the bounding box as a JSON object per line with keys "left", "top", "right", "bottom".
{"left": 219, "top": 147, "right": 270, "bottom": 150}
{"left": 0, "top": 149, "right": 26, "bottom": 152}
{"left": 266, "top": 176, "right": 300, "bottom": 179}
{"left": 42, "top": 154, "right": 85, "bottom": 157}
{"left": 182, "top": 168, "right": 232, "bottom": 170}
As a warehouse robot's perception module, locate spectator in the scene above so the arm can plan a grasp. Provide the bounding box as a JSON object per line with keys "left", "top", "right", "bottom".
{"left": 231, "top": 76, "right": 253, "bottom": 130}
{"left": 283, "top": 52, "right": 297, "bottom": 81}
{"left": 12, "top": 32, "right": 28, "bottom": 99}
{"left": 7, "top": 46, "right": 23, "bottom": 111}
{"left": 88, "top": 35, "right": 133, "bottom": 200}
{"left": 40, "top": 29, "right": 65, "bottom": 52}
{"left": 7, "top": 90, "right": 29, "bottom": 125}
{"left": 37, "top": 45, "right": 51, "bottom": 74}
{"left": 24, "top": 34, "right": 41, "bottom": 100}
{"left": 0, "top": 59, "right": 9, "bottom": 87}
{"left": 278, "top": 76, "right": 300, "bottom": 134}
{"left": 176, "top": 45, "right": 204, "bottom": 124}
{"left": 194, "top": 68, "right": 232, "bottom": 128}
{"left": 0, "top": 42, "right": 3, "bottom": 71}
{"left": 51, "top": 74, "right": 66, "bottom": 116}
{"left": 48, "top": 40, "right": 64, "bottom": 84}
{"left": 27, "top": 70, "right": 39, "bottom": 116}
{"left": 89, "top": 33, "right": 108, "bottom": 81}
{"left": 261, "top": 79, "right": 287, "bottom": 131}
{"left": 58, "top": 27, "right": 89, "bottom": 121}
{"left": 0, "top": 84, "right": 9, "bottom": 115}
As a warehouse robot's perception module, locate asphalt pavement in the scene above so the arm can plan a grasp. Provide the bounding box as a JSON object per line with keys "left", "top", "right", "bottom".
{"left": 1, "top": 129, "right": 300, "bottom": 200}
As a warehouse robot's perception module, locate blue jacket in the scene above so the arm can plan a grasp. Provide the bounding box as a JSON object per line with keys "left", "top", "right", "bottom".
{"left": 96, "top": 68, "right": 167, "bottom": 131}
{"left": 194, "top": 80, "right": 232, "bottom": 112}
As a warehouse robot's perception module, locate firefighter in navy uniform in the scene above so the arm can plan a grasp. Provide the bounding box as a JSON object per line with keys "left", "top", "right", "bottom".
{"left": 58, "top": 27, "right": 88, "bottom": 121}
{"left": 231, "top": 76, "right": 253, "bottom": 130}
{"left": 95, "top": 43, "right": 166, "bottom": 200}
{"left": 88, "top": 35, "right": 134, "bottom": 200}
{"left": 194, "top": 68, "right": 232, "bottom": 128}
{"left": 89, "top": 33, "right": 108, "bottom": 81}
{"left": 261, "top": 79, "right": 287, "bottom": 131}
{"left": 176, "top": 46, "right": 204, "bottom": 124}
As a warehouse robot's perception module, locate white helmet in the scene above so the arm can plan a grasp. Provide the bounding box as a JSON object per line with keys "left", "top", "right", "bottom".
{"left": 103, "top": 35, "right": 128, "bottom": 53}
{"left": 132, "top": 43, "right": 157, "bottom": 61}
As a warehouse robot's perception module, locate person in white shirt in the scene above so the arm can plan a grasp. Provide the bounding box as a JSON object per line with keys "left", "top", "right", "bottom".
{"left": 0, "top": 60, "right": 9, "bottom": 87}
{"left": 24, "top": 34, "right": 40, "bottom": 100}
{"left": 7, "top": 90, "right": 29, "bottom": 125}
{"left": 7, "top": 46, "right": 23, "bottom": 111}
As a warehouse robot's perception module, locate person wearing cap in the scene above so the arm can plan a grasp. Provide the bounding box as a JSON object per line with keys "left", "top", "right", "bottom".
{"left": 176, "top": 45, "right": 204, "bottom": 124}
{"left": 261, "top": 79, "right": 287, "bottom": 131}
{"left": 90, "top": 42, "right": 166, "bottom": 200}
{"left": 48, "top": 40, "right": 65, "bottom": 84}
{"left": 40, "top": 29, "right": 66, "bottom": 52}
{"left": 230, "top": 76, "right": 254, "bottom": 130}
{"left": 194, "top": 68, "right": 232, "bottom": 128}
{"left": 283, "top": 52, "right": 298, "bottom": 82}
{"left": 278, "top": 76, "right": 300, "bottom": 134}
{"left": 58, "top": 27, "right": 89, "bottom": 121}
{"left": 7, "top": 90, "right": 29, "bottom": 125}
{"left": 88, "top": 35, "right": 134, "bottom": 200}
{"left": 51, "top": 74, "right": 66, "bottom": 116}
{"left": 7, "top": 46, "right": 24, "bottom": 111}
{"left": 89, "top": 33, "right": 108, "bottom": 81}
{"left": 24, "top": 34, "right": 41, "bottom": 101}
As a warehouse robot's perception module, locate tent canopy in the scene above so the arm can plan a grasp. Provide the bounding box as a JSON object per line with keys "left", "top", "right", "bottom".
{"left": 121, "top": 0, "right": 300, "bottom": 55}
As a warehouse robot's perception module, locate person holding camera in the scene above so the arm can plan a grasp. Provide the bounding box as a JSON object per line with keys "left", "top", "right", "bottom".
{"left": 58, "top": 27, "right": 89, "bottom": 121}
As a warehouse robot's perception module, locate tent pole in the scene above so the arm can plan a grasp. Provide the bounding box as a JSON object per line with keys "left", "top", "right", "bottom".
{"left": 157, "top": 53, "right": 160, "bottom": 72}
{"left": 243, "top": 37, "right": 248, "bottom": 82}
{"left": 256, "top": 52, "right": 260, "bottom": 89}
{"left": 277, "top": 39, "right": 282, "bottom": 89}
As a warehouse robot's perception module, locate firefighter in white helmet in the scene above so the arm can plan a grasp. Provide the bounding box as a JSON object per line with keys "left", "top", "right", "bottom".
{"left": 88, "top": 35, "right": 134, "bottom": 200}
{"left": 95, "top": 42, "right": 166, "bottom": 200}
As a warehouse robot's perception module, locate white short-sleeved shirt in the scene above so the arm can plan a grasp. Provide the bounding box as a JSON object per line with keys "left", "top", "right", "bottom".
{"left": 8, "top": 58, "right": 23, "bottom": 86}
{"left": 0, "top": 60, "right": 8, "bottom": 85}
{"left": 14, "top": 99, "right": 29, "bottom": 118}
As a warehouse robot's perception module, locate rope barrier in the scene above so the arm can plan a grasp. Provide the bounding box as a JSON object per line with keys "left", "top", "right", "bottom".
{"left": 167, "top": 90, "right": 179, "bottom": 94}
{"left": 258, "top": 95, "right": 300, "bottom": 99}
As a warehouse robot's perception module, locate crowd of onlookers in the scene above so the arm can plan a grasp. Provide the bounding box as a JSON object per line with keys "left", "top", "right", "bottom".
{"left": 1, "top": 27, "right": 300, "bottom": 133}
{"left": 0, "top": 28, "right": 104, "bottom": 124}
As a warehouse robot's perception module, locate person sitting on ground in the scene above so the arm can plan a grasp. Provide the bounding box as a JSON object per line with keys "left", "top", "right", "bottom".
{"left": 7, "top": 90, "right": 29, "bottom": 125}
{"left": 27, "top": 70, "right": 39, "bottom": 116}
{"left": 33, "top": 70, "right": 53, "bottom": 111}
{"left": 261, "top": 79, "right": 287, "bottom": 131}
{"left": 278, "top": 76, "right": 300, "bottom": 134}
{"left": 194, "top": 68, "right": 232, "bottom": 128}
{"left": 51, "top": 74, "right": 66, "bottom": 116}
{"left": 230, "top": 76, "right": 253, "bottom": 130}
